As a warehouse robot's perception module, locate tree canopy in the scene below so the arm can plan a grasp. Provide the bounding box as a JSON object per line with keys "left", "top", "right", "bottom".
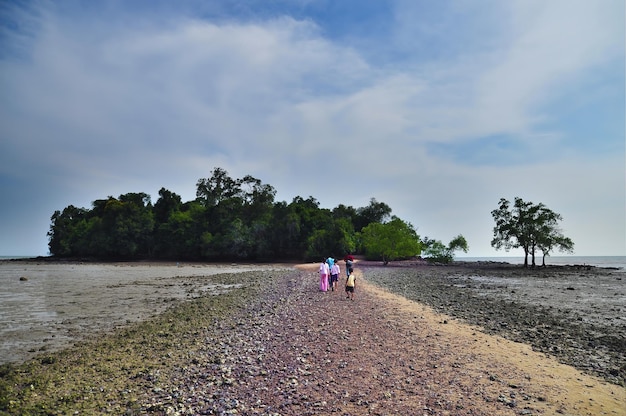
{"left": 47, "top": 168, "right": 437, "bottom": 262}
{"left": 422, "top": 234, "right": 469, "bottom": 263}
{"left": 491, "top": 197, "right": 574, "bottom": 267}
{"left": 360, "top": 216, "right": 422, "bottom": 264}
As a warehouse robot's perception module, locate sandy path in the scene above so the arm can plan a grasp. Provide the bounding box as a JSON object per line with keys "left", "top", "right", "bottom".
{"left": 361, "top": 280, "right": 624, "bottom": 415}
{"left": 142, "top": 264, "right": 624, "bottom": 415}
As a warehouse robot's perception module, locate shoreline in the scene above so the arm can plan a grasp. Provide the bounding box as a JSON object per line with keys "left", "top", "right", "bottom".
{"left": 3, "top": 254, "right": 625, "bottom": 271}
{"left": 0, "top": 261, "right": 291, "bottom": 365}
{"left": 2, "top": 259, "right": 624, "bottom": 372}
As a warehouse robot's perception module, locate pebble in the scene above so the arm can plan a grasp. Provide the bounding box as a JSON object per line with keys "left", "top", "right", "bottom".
{"left": 135, "top": 264, "right": 623, "bottom": 415}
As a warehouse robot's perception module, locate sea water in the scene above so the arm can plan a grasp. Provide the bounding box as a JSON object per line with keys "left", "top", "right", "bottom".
{"left": 456, "top": 256, "right": 626, "bottom": 269}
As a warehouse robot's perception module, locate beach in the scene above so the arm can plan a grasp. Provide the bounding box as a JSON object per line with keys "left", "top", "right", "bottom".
{"left": 1, "top": 260, "right": 624, "bottom": 415}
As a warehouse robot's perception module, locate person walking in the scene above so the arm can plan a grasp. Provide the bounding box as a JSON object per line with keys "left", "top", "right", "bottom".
{"left": 345, "top": 271, "right": 356, "bottom": 300}
{"left": 326, "top": 256, "right": 335, "bottom": 271}
{"left": 319, "top": 259, "right": 330, "bottom": 292}
{"left": 345, "top": 257, "right": 354, "bottom": 277}
{"left": 330, "top": 261, "right": 340, "bottom": 292}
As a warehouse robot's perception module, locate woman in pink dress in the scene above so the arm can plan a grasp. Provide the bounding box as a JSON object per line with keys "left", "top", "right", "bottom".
{"left": 319, "top": 259, "right": 330, "bottom": 291}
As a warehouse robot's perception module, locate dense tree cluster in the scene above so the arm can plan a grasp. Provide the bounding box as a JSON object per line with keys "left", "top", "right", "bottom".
{"left": 50, "top": 171, "right": 573, "bottom": 266}
{"left": 48, "top": 167, "right": 425, "bottom": 262}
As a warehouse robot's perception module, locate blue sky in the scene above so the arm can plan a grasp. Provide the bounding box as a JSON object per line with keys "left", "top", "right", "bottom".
{"left": 1, "top": 0, "right": 624, "bottom": 257}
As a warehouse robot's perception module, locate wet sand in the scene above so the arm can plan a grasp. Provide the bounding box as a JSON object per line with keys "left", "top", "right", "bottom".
{"left": 0, "top": 261, "right": 288, "bottom": 364}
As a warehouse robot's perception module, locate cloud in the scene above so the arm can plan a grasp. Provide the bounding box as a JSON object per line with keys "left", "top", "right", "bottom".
{"left": 472, "top": 0, "right": 623, "bottom": 133}
{"left": 0, "top": 0, "right": 623, "bottom": 256}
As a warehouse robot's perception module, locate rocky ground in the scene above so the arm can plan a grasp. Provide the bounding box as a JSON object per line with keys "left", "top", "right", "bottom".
{"left": 135, "top": 262, "right": 624, "bottom": 415}
{"left": 1, "top": 261, "right": 624, "bottom": 415}
{"left": 358, "top": 260, "right": 626, "bottom": 386}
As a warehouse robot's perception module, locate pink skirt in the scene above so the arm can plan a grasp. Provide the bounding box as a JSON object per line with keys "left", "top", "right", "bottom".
{"left": 320, "top": 274, "right": 329, "bottom": 291}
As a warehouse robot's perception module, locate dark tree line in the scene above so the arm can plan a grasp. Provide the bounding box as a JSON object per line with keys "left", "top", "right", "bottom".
{"left": 51, "top": 169, "right": 571, "bottom": 265}
{"left": 48, "top": 167, "right": 397, "bottom": 261}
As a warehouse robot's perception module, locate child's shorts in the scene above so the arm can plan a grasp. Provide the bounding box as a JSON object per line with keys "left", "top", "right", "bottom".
{"left": 345, "top": 286, "right": 354, "bottom": 293}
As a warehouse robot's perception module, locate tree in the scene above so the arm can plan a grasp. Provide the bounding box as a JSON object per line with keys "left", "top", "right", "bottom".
{"left": 48, "top": 166, "right": 439, "bottom": 262}
{"left": 422, "top": 234, "right": 469, "bottom": 263}
{"left": 361, "top": 216, "right": 421, "bottom": 264}
{"left": 305, "top": 217, "right": 356, "bottom": 261}
{"left": 536, "top": 225, "right": 574, "bottom": 267}
{"left": 48, "top": 205, "right": 88, "bottom": 256}
{"left": 196, "top": 167, "right": 240, "bottom": 207}
{"left": 354, "top": 198, "right": 392, "bottom": 231}
{"left": 491, "top": 197, "right": 573, "bottom": 267}
{"left": 153, "top": 188, "right": 182, "bottom": 224}
{"left": 239, "top": 176, "right": 276, "bottom": 259}
{"left": 101, "top": 193, "right": 154, "bottom": 258}
{"left": 154, "top": 202, "right": 206, "bottom": 260}
{"left": 267, "top": 201, "right": 302, "bottom": 259}
{"left": 288, "top": 196, "right": 329, "bottom": 256}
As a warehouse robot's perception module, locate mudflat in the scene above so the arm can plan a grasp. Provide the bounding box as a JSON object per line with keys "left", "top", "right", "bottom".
{"left": 0, "top": 260, "right": 624, "bottom": 415}
{"left": 0, "top": 261, "right": 287, "bottom": 364}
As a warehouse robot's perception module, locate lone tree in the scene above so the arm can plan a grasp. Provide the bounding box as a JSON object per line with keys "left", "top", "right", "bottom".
{"left": 491, "top": 197, "right": 574, "bottom": 267}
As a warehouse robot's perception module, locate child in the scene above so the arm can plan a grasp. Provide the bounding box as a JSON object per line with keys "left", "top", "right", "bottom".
{"left": 345, "top": 258, "right": 354, "bottom": 277}
{"left": 345, "top": 271, "right": 356, "bottom": 300}
{"left": 330, "top": 262, "right": 340, "bottom": 292}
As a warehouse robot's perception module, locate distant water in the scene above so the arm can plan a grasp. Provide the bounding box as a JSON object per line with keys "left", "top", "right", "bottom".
{"left": 3, "top": 255, "right": 626, "bottom": 269}
{"left": 457, "top": 256, "right": 626, "bottom": 269}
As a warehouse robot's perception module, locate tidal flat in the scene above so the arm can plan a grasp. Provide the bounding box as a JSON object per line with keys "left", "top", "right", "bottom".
{"left": 0, "top": 261, "right": 288, "bottom": 365}
{"left": 360, "top": 260, "right": 626, "bottom": 386}
{"left": 0, "top": 260, "right": 624, "bottom": 415}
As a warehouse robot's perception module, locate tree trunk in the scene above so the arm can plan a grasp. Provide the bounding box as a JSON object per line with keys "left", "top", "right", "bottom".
{"left": 523, "top": 248, "right": 529, "bottom": 267}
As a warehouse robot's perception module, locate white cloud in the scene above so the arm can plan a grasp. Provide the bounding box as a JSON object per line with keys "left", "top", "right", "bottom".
{"left": 473, "top": 0, "right": 624, "bottom": 135}
{"left": 0, "top": 1, "right": 623, "bottom": 256}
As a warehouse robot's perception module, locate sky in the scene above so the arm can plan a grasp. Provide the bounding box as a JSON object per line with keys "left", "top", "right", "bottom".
{"left": 0, "top": 0, "right": 624, "bottom": 258}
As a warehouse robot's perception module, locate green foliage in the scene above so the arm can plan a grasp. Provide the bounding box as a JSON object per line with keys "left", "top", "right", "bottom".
{"left": 48, "top": 166, "right": 462, "bottom": 263}
{"left": 48, "top": 194, "right": 154, "bottom": 259}
{"left": 153, "top": 187, "right": 182, "bottom": 224}
{"left": 491, "top": 197, "right": 574, "bottom": 267}
{"left": 536, "top": 220, "right": 574, "bottom": 267}
{"left": 305, "top": 217, "right": 356, "bottom": 261}
{"left": 354, "top": 198, "right": 392, "bottom": 231}
{"left": 361, "top": 216, "right": 421, "bottom": 264}
{"left": 154, "top": 203, "right": 206, "bottom": 259}
{"left": 48, "top": 205, "right": 88, "bottom": 256}
{"left": 422, "top": 234, "right": 469, "bottom": 263}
